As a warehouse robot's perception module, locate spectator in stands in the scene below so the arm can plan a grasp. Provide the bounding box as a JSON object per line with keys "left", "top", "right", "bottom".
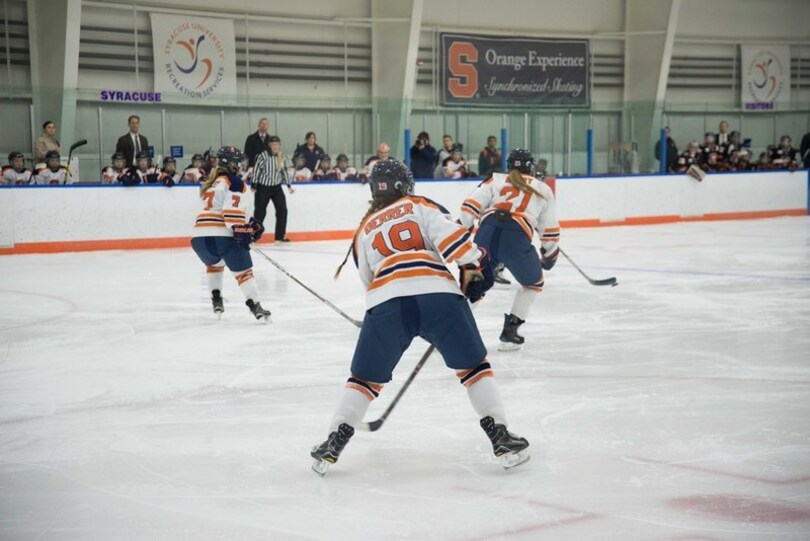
{"left": 253, "top": 135, "right": 294, "bottom": 243}
{"left": 295, "top": 131, "right": 326, "bottom": 172}
{"left": 728, "top": 149, "right": 753, "bottom": 171}
{"left": 183, "top": 154, "right": 206, "bottom": 183}
{"left": 699, "top": 132, "right": 724, "bottom": 172}
{"left": 716, "top": 120, "right": 730, "bottom": 146}
{"left": 157, "top": 157, "right": 181, "bottom": 186}
{"left": 409, "top": 131, "right": 437, "bottom": 179}
{"left": 33, "top": 150, "right": 71, "bottom": 184}
{"left": 3, "top": 151, "right": 32, "bottom": 184}
{"left": 120, "top": 151, "right": 158, "bottom": 185}
{"left": 360, "top": 142, "right": 392, "bottom": 182}
{"left": 332, "top": 154, "right": 358, "bottom": 181}
{"left": 440, "top": 144, "right": 474, "bottom": 178}
{"left": 115, "top": 115, "right": 149, "bottom": 166}
{"left": 769, "top": 135, "right": 798, "bottom": 170}
{"left": 755, "top": 151, "right": 779, "bottom": 171}
{"left": 654, "top": 126, "right": 678, "bottom": 171}
{"left": 101, "top": 152, "right": 128, "bottom": 184}
{"left": 434, "top": 134, "right": 457, "bottom": 176}
{"left": 671, "top": 141, "right": 700, "bottom": 173}
{"left": 288, "top": 153, "right": 313, "bottom": 182}
{"left": 721, "top": 131, "right": 743, "bottom": 160}
{"left": 202, "top": 149, "right": 218, "bottom": 175}
{"left": 312, "top": 155, "right": 337, "bottom": 181}
{"left": 478, "top": 135, "right": 502, "bottom": 178}
{"left": 244, "top": 117, "right": 272, "bottom": 167}
{"left": 536, "top": 158, "right": 549, "bottom": 179}
{"left": 800, "top": 131, "right": 810, "bottom": 168}
{"left": 34, "top": 121, "right": 61, "bottom": 163}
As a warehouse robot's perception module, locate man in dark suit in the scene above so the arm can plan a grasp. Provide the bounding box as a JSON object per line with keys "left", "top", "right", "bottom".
{"left": 115, "top": 115, "right": 149, "bottom": 166}
{"left": 244, "top": 117, "right": 272, "bottom": 167}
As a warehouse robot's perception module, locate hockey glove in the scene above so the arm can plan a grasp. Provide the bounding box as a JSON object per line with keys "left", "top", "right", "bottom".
{"left": 540, "top": 247, "right": 559, "bottom": 271}
{"left": 459, "top": 248, "right": 495, "bottom": 303}
{"left": 162, "top": 175, "right": 175, "bottom": 188}
{"left": 249, "top": 217, "right": 264, "bottom": 242}
{"left": 232, "top": 223, "right": 254, "bottom": 250}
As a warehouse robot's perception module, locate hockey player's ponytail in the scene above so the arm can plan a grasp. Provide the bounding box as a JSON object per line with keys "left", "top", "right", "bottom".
{"left": 334, "top": 194, "right": 402, "bottom": 279}
{"left": 507, "top": 169, "right": 545, "bottom": 200}
{"left": 199, "top": 166, "right": 230, "bottom": 197}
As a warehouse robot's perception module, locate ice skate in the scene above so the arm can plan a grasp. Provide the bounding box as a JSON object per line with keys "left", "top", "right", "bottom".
{"left": 498, "top": 313, "right": 525, "bottom": 351}
{"left": 211, "top": 289, "right": 224, "bottom": 319}
{"left": 245, "top": 299, "right": 271, "bottom": 323}
{"left": 311, "top": 423, "right": 354, "bottom": 476}
{"left": 480, "top": 416, "right": 530, "bottom": 469}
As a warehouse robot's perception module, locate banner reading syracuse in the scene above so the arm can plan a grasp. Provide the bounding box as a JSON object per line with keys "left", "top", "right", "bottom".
{"left": 150, "top": 13, "right": 237, "bottom": 100}
{"left": 741, "top": 45, "right": 791, "bottom": 111}
{"left": 441, "top": 33, "right": 589, "bottom": 106}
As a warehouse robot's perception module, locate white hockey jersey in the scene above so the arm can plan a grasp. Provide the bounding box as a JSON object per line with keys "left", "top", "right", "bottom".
{"left": 287, "top": 166, "right": 312, "bottom": 182}
{"left": 192, "top": 174, "right": 253, "bottom": 238}
{"left": 183, "top": 166, "right": 206, "bottom": 184}
{"left": 354, "top": 195, "right": 483, "bottom": 310}
{"left": 101, "top": 166, "right": 126, "bottom": 184}
{"left": 332, "top": 166, "right": 358, "bottom": 181}
{"left": 2, "top": 166, "right": 32, "bottom": 185}
{"left": 459, "top": 172, "right": 560, "bottom": 254}
{"left": 32, "top": 166, "right": 72, "bottom": 185}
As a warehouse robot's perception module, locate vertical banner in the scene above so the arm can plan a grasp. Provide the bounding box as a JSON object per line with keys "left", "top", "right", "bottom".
{"left": 150, "top": 13, "right": 237, "bottom": 100}
{"left": 741, "top": 45, "right": 791, "bottom": 111}
{"left": 441, "top": 33, "right": 589, "bottom": 107}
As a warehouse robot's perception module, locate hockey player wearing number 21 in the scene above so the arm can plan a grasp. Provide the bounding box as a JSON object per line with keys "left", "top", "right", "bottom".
{"left": 190, "top": 146, "right": 270, "bottom": 322}
{"left": 459, "top": 148, "right": 560, "bottom": 351}
{"left": 311, "top": 159, "right": 530, "bottom": 476}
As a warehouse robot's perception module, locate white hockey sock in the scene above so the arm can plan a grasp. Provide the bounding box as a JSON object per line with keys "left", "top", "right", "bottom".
{"left": 466, "top": 376, "right": 507, "bottom": 426}
{"left": 510, "top": 286, "right": 539, "bottom": 320}
{"left": 235, "top": 269, "right": 260, "bottom": 302}
{"left": 329, "top": 386, "right": 374, "bottom": 432}
{"left": 206, "top": 265, "right": 224, "bottom": 293}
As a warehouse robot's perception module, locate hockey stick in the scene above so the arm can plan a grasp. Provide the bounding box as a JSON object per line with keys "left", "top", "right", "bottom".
{"left": 66, "top": 139, "right": 87, "bottom": 180}
{"left": 559, "top": 248, "right": 618, "bottom": 287}
{"left": 357, "top": 344, "right": 436, "bottom": 432}
{"left": 251, "top": 246, "right": 363, "bottom": 328}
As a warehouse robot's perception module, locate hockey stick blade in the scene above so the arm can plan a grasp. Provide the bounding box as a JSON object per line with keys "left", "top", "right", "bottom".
{"left": 69, "top": 139, "right": 88, "bottom": 153}
{"left": 559, "top": 248, "right": 618, "bottom": 287}
{"left": 357, "top": 344, "right": 436, "bottom": 432}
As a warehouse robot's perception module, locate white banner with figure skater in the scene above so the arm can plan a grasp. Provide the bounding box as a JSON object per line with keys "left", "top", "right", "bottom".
{"left": 741, "top": 45, "right": 791, "bottom": 111}
{"left": 150, "top": 13, "right": 237, "bottom": 100}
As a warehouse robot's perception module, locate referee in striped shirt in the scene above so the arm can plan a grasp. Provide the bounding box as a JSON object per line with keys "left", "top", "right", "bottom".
{"left": 252, "top": 135, "right": 295, "bottom": 243}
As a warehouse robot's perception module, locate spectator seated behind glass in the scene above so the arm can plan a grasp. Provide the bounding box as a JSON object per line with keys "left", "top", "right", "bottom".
{"left": 202, "top": 149, "right": 219, "bottom": 175}
{"left": 478, "top": 135, "right": 502, "bottom": 178}
{"left": 440, "top": 144, "right": 475, "bottom": 179}
{"left": 102, "top": 152, "right": 128, "bottom": 184}
{"left": 332, "top": 154, "right": 358, "bottom": 181}
{"left": 287, "top": 153, "right": 313, "bottom": 182}
{"left": 157, "top": 157, "right": 181, "bottom": 186}
{"left": 312, "top": 155, "right": 338, "bottom": 181}
{"left": 727, "top": 149, "right": 754, "bottom": 172}
{"left": 183, "top": 154, "right": 206, "bottom": 183}
{"left": 699, "top": 132, "right": 724, "bottom": 172}
{"left": 3, "top": 152, "right": 32, "bottom": 185}
{"left": 670, "top": 141, "right": 700, "bottom": 173}
{"left": 755, "top": 151, "right": 780, "bottom": 171}
{"left": 33, "top": 151, "right": 72, "bottom": 185}
{"left": 120, "top": 151, "right": 159, "bottom": 186}
{"left": 409, "top": 131, "right": 437, "bottom": 179}
{"left": 769, "top": 135, "right": 798, "bottom": 170}
{"left": 295, "top": 131, "right": 326, "bottom": 172}
{"left": 434, "top": 134, "right": 456, "bottom": 177}
{"left": 360, "top": 142, "right": 392, "bottom": 183}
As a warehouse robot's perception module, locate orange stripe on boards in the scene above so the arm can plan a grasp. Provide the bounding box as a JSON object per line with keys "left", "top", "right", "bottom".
{"left": 2, "top": 209, "right": 806, "bottom": 256}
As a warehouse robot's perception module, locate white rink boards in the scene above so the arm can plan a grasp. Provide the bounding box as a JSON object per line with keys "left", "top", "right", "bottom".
{"left": 1, "top": 217, "right": 809, "bottom": 540}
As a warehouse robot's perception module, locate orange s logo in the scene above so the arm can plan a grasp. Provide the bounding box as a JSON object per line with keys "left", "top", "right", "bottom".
{"left": 448, "top": 42, "right": 478, "bottom": 99}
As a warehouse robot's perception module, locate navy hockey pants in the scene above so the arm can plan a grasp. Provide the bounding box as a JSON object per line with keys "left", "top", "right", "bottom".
{"left": 474, "top": 213, "right": 543, "bottom": 287}
{"left": 191, "top": 236, "right": 252, "bottom": 273}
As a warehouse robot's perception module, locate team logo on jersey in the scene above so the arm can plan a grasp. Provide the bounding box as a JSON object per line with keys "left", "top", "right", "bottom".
{"left": 162, "top": 21, "right": 226, "bottom": 98}
{"left": 745, "top": 49, "right": 786, "bottom": 107}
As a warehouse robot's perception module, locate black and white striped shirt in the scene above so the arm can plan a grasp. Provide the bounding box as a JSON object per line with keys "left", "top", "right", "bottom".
{"left": 252, "top": 151, "right": 290, "bottom": 187}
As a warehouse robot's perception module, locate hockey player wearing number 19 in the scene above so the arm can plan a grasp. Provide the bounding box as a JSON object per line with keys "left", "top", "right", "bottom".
{"left": 459, "top": 148, "right": 560, "bottom": 351}
{"left": 311, "top": 159, "right": 530, "bottom": 476}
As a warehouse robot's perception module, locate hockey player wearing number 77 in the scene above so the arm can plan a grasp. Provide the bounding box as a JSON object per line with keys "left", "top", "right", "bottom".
{"left": 310, "top": 159, "right": 530, "bottom": 476}
{"left": 459, "top": 148, "right": 560, "bottom": 351}
{"left": 190, "top": 146, "right": 270, "bottom": 322}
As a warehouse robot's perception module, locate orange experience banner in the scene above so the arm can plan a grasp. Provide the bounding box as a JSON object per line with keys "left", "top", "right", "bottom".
{"left": 441, "top": 33, "right": 589, "bottom": 107}
{"left": 150, "top": 13, "right": 237, "bottom": 100}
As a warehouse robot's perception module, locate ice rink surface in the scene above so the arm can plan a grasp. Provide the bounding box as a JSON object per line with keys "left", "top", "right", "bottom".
{"left": 2, "top": 216, "right": 810, "bottom": 540}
